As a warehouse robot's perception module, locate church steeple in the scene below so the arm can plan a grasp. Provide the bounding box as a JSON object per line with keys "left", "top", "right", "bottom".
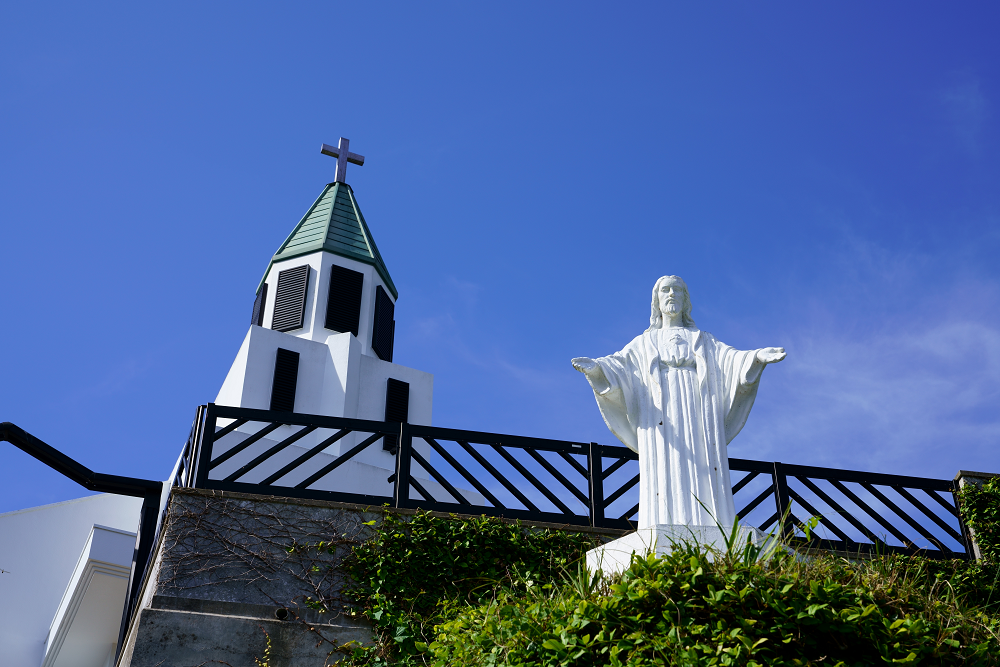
{"left": 250, "top": 138, "right": 398, "bottom": 362}
{"left": 217, "top": 138, "right": 432, "bottom": 477}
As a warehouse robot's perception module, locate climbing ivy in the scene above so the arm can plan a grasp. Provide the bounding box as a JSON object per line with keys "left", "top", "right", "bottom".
{"left": 338, "top": 510, "right": 597, "bottom": 666}
{"left": 959, "top": 477, "right": 1000, "bottom": 563}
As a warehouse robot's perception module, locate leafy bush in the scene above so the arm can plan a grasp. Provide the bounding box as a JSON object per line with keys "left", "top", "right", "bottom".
{"left": 431, "top": 546, "right": 998, "bottom": 666}
{"left": 335, "top": 511, "right": 998, "bottom": 666}
{"left": 339, "top": 510, "right": 596, "bottom": 665}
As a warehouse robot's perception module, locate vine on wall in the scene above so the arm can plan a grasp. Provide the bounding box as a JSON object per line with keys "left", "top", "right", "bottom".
{"left": 959, "top": 477, "right": 1000, "bottom": 563}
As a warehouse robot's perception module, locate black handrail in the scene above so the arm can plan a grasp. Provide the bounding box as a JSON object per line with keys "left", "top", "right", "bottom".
{"left": 0, "top": 422, "right": 161, "bottom": 497}
{"left": 0, "top": 422, "right": 163, "bottom": 664}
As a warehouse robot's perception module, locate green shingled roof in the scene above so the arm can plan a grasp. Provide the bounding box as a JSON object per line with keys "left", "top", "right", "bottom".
{"left": 262, "top": 182, "right": 397, "bottom": 299}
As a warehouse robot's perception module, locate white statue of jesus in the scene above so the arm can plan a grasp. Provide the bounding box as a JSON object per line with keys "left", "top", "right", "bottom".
{"left": 572, "top": 276, "right": 785, "bottom": 529}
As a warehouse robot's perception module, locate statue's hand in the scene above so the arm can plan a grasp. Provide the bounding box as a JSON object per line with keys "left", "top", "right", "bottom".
{"left": 756, "top": 347, "right": 786, "bottom": 364}
{"left": 571, "top": 357, "right": 598, "bottom": 374}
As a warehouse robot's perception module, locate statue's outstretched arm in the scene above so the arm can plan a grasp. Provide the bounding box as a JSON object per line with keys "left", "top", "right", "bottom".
{"left": 756, "top": 347, "right": 786, "bottom": 364}
{"left": 742, "top": 347, "right": 786, "bottom": 385}
{"left": 572, "top": 357, "right": 611, "bottom": 394}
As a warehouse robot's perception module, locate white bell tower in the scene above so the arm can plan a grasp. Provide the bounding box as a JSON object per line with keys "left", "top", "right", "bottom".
{"left": 215, "top": 139, "right": 433, "bottom": 484}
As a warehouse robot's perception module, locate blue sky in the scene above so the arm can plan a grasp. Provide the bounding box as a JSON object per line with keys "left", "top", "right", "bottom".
{"left": 1, "top": 2, "right": 998, "bottom": 513}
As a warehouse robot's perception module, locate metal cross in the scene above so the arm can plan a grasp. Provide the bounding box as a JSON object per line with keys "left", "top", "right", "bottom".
{"left": 320, "top": 137, "right": 365, "bottom": 183}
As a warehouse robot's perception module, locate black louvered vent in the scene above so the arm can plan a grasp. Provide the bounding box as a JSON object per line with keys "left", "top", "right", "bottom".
{"left": 269, "top": 348, "right": 300, "bottom": 413}
{"left": 271, "top": 264, "right": 310, "bottom": 332}
{"left": 382, "top": 378, "right": 410, "bottom": 451}
{"left": 371, "top": 285, "right": 395, "bottom": 362}
{"left": 251, "top": 283, "right": 268, "bottom": 327}
{"left": 324, "top": 264, "right": 364, "bottom": 336}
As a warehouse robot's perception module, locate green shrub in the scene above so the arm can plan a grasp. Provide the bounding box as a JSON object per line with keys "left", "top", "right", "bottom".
{"left": 334, "top": 511, "right": 998, "bottom": 666}
{"left": 431, "top": 546, "right": 998, "bottom": 666}
{"left": 339, "top": 510, "right": 596, "bottom": 665}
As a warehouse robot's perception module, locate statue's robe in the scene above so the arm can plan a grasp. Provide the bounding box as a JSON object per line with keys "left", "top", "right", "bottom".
{"left": 586, "top": 326, "right": 765, "bottom": 528}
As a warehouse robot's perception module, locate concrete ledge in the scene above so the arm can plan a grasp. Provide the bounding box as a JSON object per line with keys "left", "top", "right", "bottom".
{"left": 151, "top": 595, "right": 343, "bottom": 626}
{"left": 172, "top": 486, "right": 631, "bottom": 539}
{"left": 123, "top": 606, "right": 370, "bottom": 667}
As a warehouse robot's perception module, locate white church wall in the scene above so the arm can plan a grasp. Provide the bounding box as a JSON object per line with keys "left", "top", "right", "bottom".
{"left": 216, "top": 326, "right": 354, "bottom": 417}
{"left": 0, "top": 494, "right": 143, "bottom": 667}
{"left": 348, "top": 353, "right": 434, "bottom": 468}
{"left": 214, "top": 324, "right": 434, "bottom": 470}
{"left": 262, "top": 253, "right": 394, "bottom": 358}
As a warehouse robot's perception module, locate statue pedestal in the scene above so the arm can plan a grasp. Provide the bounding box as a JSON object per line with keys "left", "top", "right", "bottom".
{"left": 586, "top": 524, "right": 774, "bottom": 577}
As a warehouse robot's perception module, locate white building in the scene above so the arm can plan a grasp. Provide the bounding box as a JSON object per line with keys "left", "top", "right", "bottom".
{"left": 0, "top": 494, "right": 144, "bottom": 667}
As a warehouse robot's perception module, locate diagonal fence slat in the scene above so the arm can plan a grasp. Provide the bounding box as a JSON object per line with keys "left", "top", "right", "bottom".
{"left": 736, "top": 484, "right": 774, "bottom": 519}
{"left": 861, "top": 483, "right": 950, "bottom": 552}
{"left": 829, "top": 479, "right": 915, "bottom": 547}
{"left": 601, "top": 457, "right": 631, "bottom": 482}
{"left": 731, "top": 471, "right": 760, "bottom": 495}
{"left": 924, "top": 488, "right": 961, "bottom": 518}
{"left": 618, "top": 503, "right": 639, "bottom": 522}
{"left": 294, "top": 432, "right": 384, "bottom": 489}
{"left": 894, "top": 486, "right": 965, "bottom": 545}
{"left": 795, "top": 477, "right": 885, "bottom": 547}
{"left": 224, "top": 425, "right": 317, "bottom": 483}
{"left": 758, "top": 512, "right": 780, "bottom": 532}
{"left": 489, "top": 444, "right": 574, "bottom": 516}
{"left": 209, "top": 422, "right": 284, "bottom": 469}
{"left": 423, "top": 437, "right": 504, "bottom": 508}
{"left": 524, "top": 448, "right": 589, "bottom": 506}
{"left": 787, "top": 488, "right": 853, "bottom": 543}
{"left": 259, "top": 428, "right": 352, "bottom": 486}
{"left": 603, "top": 473, "right": 639, "bottom": 509}
{"left": 456, "top": 440, "right": 540, "bottom": 513}
{"left": 559, "top": 451, "right": 590, "bottom": 479}
{"left": 213, "top": 418, "right": 250, "bottom": 441}
{"left": 410, "top": 448, "right": 473, "bottom": 506}
{"left": 409, "top": 476, "right": 432, "bottom": 502}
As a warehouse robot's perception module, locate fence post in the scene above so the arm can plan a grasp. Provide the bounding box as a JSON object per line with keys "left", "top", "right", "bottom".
{"left": 192, "top": 404, "right": 215, "bottom": 489}
{"left": 393, "top": 422, "right": 413, "bottom": 509}
{"left": 772, "top": 461, "right": 792, "bottom": 538}
{"left": 587, "top": 443, "right": 605, "bottom": 527}
{"left": 954, "top": 470, "right": 1000, "bottom": 561}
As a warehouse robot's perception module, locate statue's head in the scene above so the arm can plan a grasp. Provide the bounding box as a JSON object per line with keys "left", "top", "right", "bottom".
{"left": 648, "top": 275, "right": 696, "bottom": 330}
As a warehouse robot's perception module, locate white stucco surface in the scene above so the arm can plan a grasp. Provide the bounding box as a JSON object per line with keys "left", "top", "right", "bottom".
{"left": 216, "top": 322, "right": 433, "bottom": 472}
{"left": 260, "top": 253, "right": 394, "bottom": 356}
{"left": 0, "top": 494, "right": 143, "bottom": 667}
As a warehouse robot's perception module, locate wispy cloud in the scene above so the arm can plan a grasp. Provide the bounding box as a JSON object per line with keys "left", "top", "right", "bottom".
{"left": 733, "top": 232, "right": 1000, "bottom": 478}
{"left": 941, "top": 74, "right": 989, "bottom": 156}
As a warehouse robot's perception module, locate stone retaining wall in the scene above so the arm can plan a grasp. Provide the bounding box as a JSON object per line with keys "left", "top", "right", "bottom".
{"left": 118, "top": 488, "right": 625, "bottom": 666}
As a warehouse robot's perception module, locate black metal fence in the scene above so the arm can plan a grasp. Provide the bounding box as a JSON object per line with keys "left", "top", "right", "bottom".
{"left": 180, "top": 404, "right": 971, "bottom": 558}
{"left": 730, "top": 459, "right": 969, "bottom": 557}
{"left": 0, "top": 405, "right": 977, "bottom": 663}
